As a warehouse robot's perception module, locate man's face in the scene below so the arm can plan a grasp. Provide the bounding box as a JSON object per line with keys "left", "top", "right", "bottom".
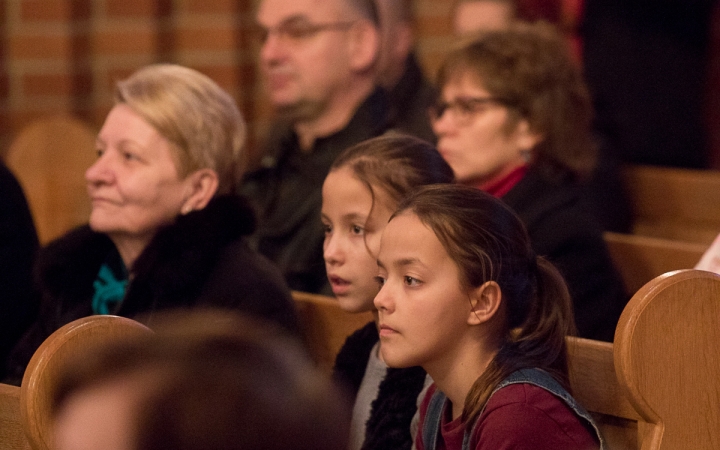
{"left": 256, "top": 0, "right": 357, "bottom": 120}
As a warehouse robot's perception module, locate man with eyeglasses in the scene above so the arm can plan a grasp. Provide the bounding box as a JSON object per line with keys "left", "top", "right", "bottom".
{"left": 241, "top": 0, "right": 388, "bottom": 295}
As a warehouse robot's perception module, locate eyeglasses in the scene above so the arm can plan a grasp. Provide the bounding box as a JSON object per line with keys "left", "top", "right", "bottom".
{"left": 251, "top": 20, "right": 356, "bottom": 45}
{"left": 429, "top": 96, "right": 511, "bottom": 126}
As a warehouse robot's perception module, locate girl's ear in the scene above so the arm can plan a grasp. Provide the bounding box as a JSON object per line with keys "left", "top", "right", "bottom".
{"left": 467, "top": 281, "right": 502, "bottom": 325}
{"left": 180, "top": 168, "right": 219, "bottom": 215}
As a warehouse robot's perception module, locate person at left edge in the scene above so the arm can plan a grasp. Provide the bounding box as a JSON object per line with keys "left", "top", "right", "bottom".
{"left": 3, "top": 64, "right": 300, "bottom": 385}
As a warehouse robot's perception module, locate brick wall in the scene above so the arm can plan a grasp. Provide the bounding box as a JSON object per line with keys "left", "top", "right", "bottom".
{"left": 0, "top": 0, "right": 455, "bottom": 161}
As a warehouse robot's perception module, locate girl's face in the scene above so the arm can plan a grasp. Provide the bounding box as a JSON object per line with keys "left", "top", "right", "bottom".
{"left": 321, "top": 166, "right": 395, "bottom": 313}
{"left": 374, "top": 212, "right": 473, "bottom": 372}
{"left": 432, "top": 72, "right": 539, "bottom": 186}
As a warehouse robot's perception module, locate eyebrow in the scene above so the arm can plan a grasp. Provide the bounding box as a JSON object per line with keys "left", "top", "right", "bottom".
{"left": 376, "top": 257, "right": 425, "bottom": 271}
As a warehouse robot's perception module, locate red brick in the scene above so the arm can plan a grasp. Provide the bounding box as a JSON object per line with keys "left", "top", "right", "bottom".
{"left": 103, "top": 67, "right": 137, "bottom": 92}
{"left": 23, "top": 72, "right": 94, "bottom": 97}
{"left": 21, "top": 0, "right": 73, "bottom": 22}
{"left": 183, "top": 0, "right": 238, "bottom": 14}
{"left": 174, "top": 25, "right": 237, "bottom": 51}
{"left": 8, "top": 34, "right": 72, "bottom": 59}
{"left": 193, "top": 64, "right": 239, "bottom": 91}
{"left": 106, "top": 0, "right": 171, "bottom": 18}
{"left": 23, "top": 73, "right": 73, "bottom": 97}
{"left": 93, "top": 29, "right": 157, "bottom": 55}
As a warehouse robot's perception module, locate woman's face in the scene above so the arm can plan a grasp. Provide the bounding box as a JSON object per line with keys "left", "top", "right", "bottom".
{"left": 374, "top": 212, "right": 472, "bottom": 371}
{"left": 87, "top": 104, "right": 193, "bottom": 247}
{"left": 321, "top": 166, "right": 395, "bottom": 313}
{"left": 432, "top": 72, "right": 538, "bottom": 186}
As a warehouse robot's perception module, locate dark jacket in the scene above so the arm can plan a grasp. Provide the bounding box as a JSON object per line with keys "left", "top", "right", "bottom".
{"left": 242, "top": 89, "right": 390, "bottom": 294}
{"left": 0, "top": 163, "right": 39, "bottom": 379}
{"left": 502, "top": 167, "right": 627, "bottom": 342}
{"left": 387, "top": 53, "right": 436, "bottom": 144}
{"left": 334, "top": 321, "right": 427, "bottom": 450}
{"left": 5, "top": 195, "right": 299, "bottom": 385}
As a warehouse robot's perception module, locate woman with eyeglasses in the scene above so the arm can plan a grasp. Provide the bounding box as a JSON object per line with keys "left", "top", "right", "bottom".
{"left": 432, "top": 21, "right": 626, "bottom": 342}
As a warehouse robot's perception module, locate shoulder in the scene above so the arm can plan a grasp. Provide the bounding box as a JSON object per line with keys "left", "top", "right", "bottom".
{"left": 473, "top": 384, "right": 599, "bottom": 450}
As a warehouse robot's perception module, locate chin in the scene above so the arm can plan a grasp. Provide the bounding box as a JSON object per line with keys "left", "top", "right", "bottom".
{"left": 336, "top": 295, "right": 372, "bottom": 314}
{"left": 379, "top": 344, "right": 419, "bottom": 369}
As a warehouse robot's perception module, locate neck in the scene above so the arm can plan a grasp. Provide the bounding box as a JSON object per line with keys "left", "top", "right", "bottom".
{"left": 294, "top": 78, "right": 375, "bottom": 152}
{"left": 110, "top": 234, "right": 153, "bottom": 270}
{"left": 425, "top": 335, "right": 499, "bottom": 421}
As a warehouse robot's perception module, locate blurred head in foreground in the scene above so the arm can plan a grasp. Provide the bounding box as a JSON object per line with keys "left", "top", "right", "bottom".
{"left": 52, "top": 310, "right": 351, "bottom": 450}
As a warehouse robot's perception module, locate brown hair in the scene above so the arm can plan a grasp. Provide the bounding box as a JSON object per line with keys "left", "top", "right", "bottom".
{"left": 52, "top": 310, "right": 351, "bottom": 450}
{"left": 116, "top": 64, "right": 246, "bottom": 195}
{"left": 393, "top": 184, "right": 576, "bottom": 428}
{"left": 330, "top": 133, "right": 455, "bottom": 232}
{"left": 437, "top": 21, "right": 595, "bottom": 180}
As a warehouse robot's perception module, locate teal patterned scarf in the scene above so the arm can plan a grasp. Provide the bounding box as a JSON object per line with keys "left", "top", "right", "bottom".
{"left": 92, "top": 258, "right": 128, "bottom": 315}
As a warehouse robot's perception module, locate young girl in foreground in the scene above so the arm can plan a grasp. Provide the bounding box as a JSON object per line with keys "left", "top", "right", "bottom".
{"left": 322, "top": 134, "right": 454, "bottom": 450}
{"left": 375, "top": 184, "right": 603, "bottom": 450}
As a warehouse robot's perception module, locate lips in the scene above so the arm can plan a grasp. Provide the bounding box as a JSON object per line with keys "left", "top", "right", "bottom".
{"left": 328, "top": 274, "right": 350, "bottom": 296}
{"left": 378, "top": 323, "right": 397, "bottom": 337}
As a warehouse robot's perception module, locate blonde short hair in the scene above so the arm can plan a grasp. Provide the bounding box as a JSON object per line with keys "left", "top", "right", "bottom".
{"left": 115, "top": 64, "right": 246, "bottom": 195}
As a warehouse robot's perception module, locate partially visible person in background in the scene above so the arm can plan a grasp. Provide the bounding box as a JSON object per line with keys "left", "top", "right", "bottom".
{"left": 451, "top": 0, "right": 630, "bottom": 233}
{"left": 374, "top": 0, "right": 436, "bottom": 142}
{"left": 323, "top": 134, "right": 454, "bottom": 450}
{"left": 4, "top": 64, "right": 298, "bottom": 385}
{"left": 53, "top": 310, "right": 351, "bottom": 450}
{"left": 242, "top": 0, "right": 388, "bottom": 295}
{"left": 0, "top": 163, "right": 39, "bottom": 380}
{"left": 432, "top": 22, "right": 626, "bottom": 341}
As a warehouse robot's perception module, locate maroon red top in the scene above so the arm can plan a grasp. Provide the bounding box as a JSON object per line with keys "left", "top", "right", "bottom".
{"left": 416, "top": 384, "right": 599, "bottom": 450}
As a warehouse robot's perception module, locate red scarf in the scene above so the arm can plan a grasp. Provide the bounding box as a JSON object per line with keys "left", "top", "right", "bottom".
{"left": 476, "top": 165, "right": 528, "bottom": 198}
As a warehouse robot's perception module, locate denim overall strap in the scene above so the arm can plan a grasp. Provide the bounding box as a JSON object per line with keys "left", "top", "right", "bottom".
{"left": 474, "top": 368, "right": 606, "bottom": 450}
{"left": 421, "top": 388, "right": 447, "bottom": 450}
{"left": 424, "top": 369, "right": 605, "bottom": 450}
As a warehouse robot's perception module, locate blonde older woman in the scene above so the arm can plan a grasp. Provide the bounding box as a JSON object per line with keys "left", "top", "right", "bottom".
{"left": 4, "top": 64, "right": 298, "bottom": 384}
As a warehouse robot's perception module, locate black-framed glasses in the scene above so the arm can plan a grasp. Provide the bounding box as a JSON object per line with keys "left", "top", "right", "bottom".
{"left": 429, "top": 96, "right": 511, "bottom": 126}
{"left": 251, "top": 20, "right": 356, "bottom": 45}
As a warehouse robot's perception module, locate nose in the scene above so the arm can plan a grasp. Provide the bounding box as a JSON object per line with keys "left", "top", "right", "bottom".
{"left": 373, "top": 281, "right": 394, "bottom": 313}
{"left": 323, "top": 232, "right": 345, "bottom": 267}
{"left": 259, "top": 31, "right": 286, "bottom": 66}
{"left": 85, "top": 151, "right": 114, "bottom": 187}
{"left": 432, "top": 108, "right": 455, "bottom": 138}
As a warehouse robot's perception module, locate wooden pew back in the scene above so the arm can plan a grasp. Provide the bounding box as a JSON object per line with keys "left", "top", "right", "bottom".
{"left": 20, "top": 316, "right": 152, "bottom": 450}
{"left": 604, "top": 232, "right": 706, "bottom": 294}
{"left": 623, "top": 165, "right": 720, "bottom": 245}
{"left": 4, "top": 116, "right": 96, "bottom": 245}
{"left": 613, "top": 269, "right": 720, "bottom": 450}
{"left": 292, "top": 291, "right": 374, "bottom": 373}
{"left": 0, "top": 384, "right": 29, "bottom": 450}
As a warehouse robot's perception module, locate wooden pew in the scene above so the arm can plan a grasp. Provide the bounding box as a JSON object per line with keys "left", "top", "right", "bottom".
{"left": 4, "top": 275, "right": 718, "bottom": 450}
{"left": 604, "top": 231, "right": 706, "bottom": 294}
{"left": 0, "top": 316, "right": 151, "bottom": 450}
{"left": 623, "top": 165, "right": 720, "bottom": 245}
{"left": 4, "top": 116, "right": 97, "bottom": 245}
{"left": 292, "top": 270, "right": 720, "bottom": 450}
{"left": 292, "top": 291, "right": 374, "bottom": 373}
